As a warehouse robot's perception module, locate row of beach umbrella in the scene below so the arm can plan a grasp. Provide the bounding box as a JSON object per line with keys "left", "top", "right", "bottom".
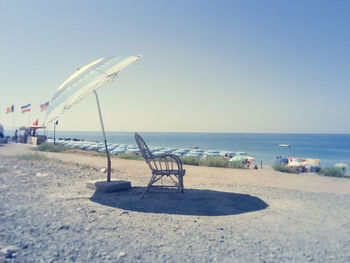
{"left": 275, "top": 157, "right": 321, "bottom": 168}
{"left": 48, "top": 138, "right": 254, "bottom": 159}
{"left": 275, "top": 157, "right": 348, "bottom": 172}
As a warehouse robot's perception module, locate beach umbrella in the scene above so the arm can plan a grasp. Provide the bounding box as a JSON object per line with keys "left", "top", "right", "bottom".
{"left": 45, "top": 55, "right": 142, "bottom": 181}
{"left": 229, "top": 156, "right": 248, "bottom": 162}
{"left": 287, "top": 159, "right": 301, "bottom": 167}
{"left": 305, "top": 158, "right": 320, "bottom": 164}
{"left": 287, "top": 162, "right": 300, "bottom": 167}
{"left": 245, "top": 156, "right": 256, "bottom": 162}
{"left": 302, "top": 160, "right": 320, "bottom": 167}
{"left": 274, "top": 158, "right": 288, "bottom": 164}
{"left": 335, "top": 163, "right": 348, "bottom": 168}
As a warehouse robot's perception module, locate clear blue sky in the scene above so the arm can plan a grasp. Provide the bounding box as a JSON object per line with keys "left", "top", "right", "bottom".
{"left": 1, "top": 0, "right": 349, "bottom": 133}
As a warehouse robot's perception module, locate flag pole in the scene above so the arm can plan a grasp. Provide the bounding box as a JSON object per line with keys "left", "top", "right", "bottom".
{"left": 93, "top": 90, "right": 111, "bottom": 182}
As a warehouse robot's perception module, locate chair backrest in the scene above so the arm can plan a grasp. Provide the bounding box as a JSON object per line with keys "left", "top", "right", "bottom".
{"left": 135, "top": 133, "right": 153, "bottom": 160}
{"left": 135, "top": 133, "right": 159, "bottom": 171}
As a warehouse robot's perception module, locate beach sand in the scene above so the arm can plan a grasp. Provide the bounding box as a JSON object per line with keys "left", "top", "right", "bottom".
{"left": 1, "top": 143, "right": 350, "bottom": 262}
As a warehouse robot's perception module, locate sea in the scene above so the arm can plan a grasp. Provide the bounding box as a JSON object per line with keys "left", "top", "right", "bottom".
{"left": 50, "top": 131, "right": 350, "bottom": 168}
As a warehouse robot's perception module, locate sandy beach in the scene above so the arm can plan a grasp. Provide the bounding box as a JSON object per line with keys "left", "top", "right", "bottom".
{"left": 1, "top": 143, "right": 350, "bottom": 262}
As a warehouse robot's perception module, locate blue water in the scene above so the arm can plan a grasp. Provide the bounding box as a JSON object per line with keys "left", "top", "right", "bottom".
{"left": 51, "top": 131, "right": 350, "bottom": 167}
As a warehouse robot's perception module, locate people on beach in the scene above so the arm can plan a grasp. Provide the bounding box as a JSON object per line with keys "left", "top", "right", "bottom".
{"left": 0, "top": 124, "right": 4, "bottom": 138}
{"left": 14, "top": 130, "right": 18, "bottom": 143}
{"left": 23, "top": 130, "right": 28, "bottom": 144}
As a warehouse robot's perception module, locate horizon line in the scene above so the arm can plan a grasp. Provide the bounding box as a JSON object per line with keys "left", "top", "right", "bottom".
{"left": 46, "top": 130, "right": 350, "bottom": 135}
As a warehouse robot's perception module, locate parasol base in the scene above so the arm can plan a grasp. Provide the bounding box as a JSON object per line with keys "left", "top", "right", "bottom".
{"left": 87, "top": 180, "right": 131, "bottom": 192}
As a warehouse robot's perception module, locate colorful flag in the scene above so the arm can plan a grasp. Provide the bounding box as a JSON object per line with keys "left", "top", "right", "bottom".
{"left": 6, "top": 105, "right": 14, "bottom": 114}
{"left": 40, "top": 101, "right": 49, "bottom": 112}
{"left": 21, "top": 104, "right": 31, "bottom": 113}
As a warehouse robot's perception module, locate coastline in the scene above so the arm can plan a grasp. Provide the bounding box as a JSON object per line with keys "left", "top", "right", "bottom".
{"left": 1, "top": 143, "right": 349, "bottom": 195}
{"left": 43, "top": 131, "right": 350, "bottom": 167}
{"left": 1, "top": 143, "right": 350, "bottom": 262}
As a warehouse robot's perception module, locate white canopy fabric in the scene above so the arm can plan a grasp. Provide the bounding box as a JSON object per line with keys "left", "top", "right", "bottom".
{"left": 44, "top": 55, "right": 142, "bottom": 124}
{"left": 335, "top": 163, "right": 348, "bottom": 168}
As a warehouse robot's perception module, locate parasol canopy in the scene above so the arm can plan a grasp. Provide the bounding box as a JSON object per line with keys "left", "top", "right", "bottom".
{"left": 245, "top": 156, "right": 256, "bottom": 162}
{"left": 229, "top": 156, "right": 248, "bottom": 162}
{"left": 275, "top": 158, "right": 288, "bottom": 164}
{"left": 301, "top": 160, "right": 320, "bottom": 167}
{"left": 335, "top": 163, "right": 348, "bottom": 168}
{"left": 45, "top": 55, "right": 142, "bottom": 124}
{"left": 45, "top": 55, "right": 142, "bottom": 182}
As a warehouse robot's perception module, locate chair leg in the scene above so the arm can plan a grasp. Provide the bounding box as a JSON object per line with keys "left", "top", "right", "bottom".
{"left": 140, "top": 174, "right": 156, "bottom": 198}
{"left": 179, "top": 175, "right": 184, "bottom": 193}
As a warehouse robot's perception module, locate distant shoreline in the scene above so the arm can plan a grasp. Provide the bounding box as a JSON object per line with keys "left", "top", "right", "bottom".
{"left": 1, "top": 143, "right": 349, "bottom": 195}
{"left": 48, "top": 130, "right": 350, "bottom": 135}
{"left": 40, "top": 132, "right": 350, "bottom": 168}
{"left": 2, "top": 130, "right": 350, "bottom": 167}
{"left": 3, "top": 128, "right": 350, "bottom": 135}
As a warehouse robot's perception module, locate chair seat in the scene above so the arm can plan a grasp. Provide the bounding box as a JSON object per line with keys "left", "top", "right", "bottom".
{"left": 153, "top": 169, "right": 185, "bottom": 176}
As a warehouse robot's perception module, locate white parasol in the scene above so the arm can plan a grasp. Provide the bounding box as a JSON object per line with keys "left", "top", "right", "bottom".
{"left": 335, "top": 163, "right": 348, "bottom": 168}
{"left": 45, "top": 55, "right": 142, "bottom": 181}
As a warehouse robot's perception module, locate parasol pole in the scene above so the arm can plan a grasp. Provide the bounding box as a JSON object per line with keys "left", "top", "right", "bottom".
{"left": 93, "top": 90, "right": 111, "bottom": 182}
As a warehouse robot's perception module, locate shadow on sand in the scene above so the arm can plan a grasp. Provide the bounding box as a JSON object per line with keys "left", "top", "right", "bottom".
{"left": 90, "top": 187, "right": 268, "bottom": 216}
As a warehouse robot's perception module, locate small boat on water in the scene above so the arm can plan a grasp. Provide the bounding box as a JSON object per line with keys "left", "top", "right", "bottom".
{"left": 279, "top": 144, "right": 291, "bottom": 147}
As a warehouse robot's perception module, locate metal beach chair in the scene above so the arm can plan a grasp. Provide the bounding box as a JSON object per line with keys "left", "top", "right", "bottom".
{"left": 135, "top": 133, "right": 185, "bottom": 198}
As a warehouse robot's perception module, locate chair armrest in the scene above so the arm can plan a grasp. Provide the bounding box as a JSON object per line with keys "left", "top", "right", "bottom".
{"left": 154, "top": 153, "right": 184, "bottom": 171}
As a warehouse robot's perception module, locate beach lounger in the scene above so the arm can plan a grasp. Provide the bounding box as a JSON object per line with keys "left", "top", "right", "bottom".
{"left": 135, "top": 133, "right": 185, "bottom": 198}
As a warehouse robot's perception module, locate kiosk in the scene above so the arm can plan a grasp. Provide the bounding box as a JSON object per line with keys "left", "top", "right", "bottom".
{"left": 19, "top": 125, "right": 46, "bottom": 145}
